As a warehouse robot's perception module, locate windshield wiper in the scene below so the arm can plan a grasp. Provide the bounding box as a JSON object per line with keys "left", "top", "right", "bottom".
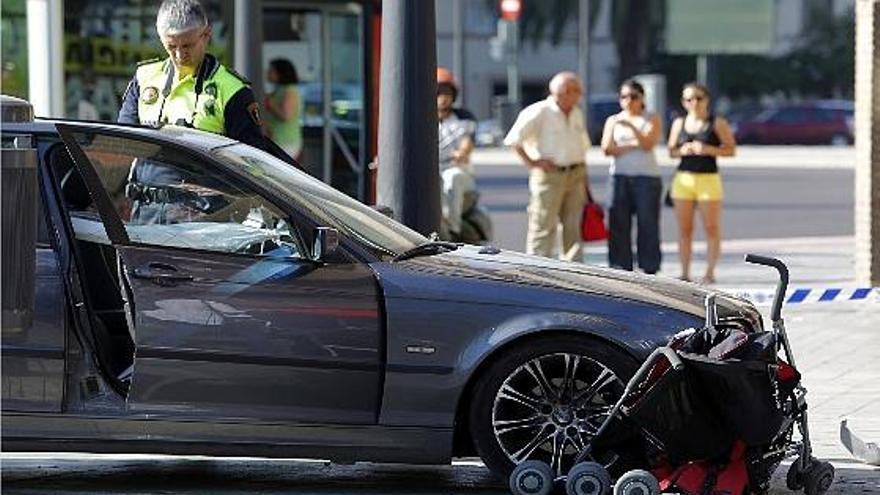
{"left": 392, "top": 241, "right": 461, "bottom": 262}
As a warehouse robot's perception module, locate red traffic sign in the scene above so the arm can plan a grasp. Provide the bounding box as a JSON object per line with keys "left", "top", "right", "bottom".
{"left": 500, "top": 0, "right": 521, "bottom": 21}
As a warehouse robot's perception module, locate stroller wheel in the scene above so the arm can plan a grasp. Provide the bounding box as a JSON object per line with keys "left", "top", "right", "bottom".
{"left": 786, "top": 460, "right": 806, "bottom": 491}
{"left": 566, "top": 462, "right": 611, "bottom": 495}
{"left": 803, "top": 460, "right": 835, "bottom": 495}
{"left": 509, "top": 460, "right": 554, "bottom": 495}
{"left": 613, "top": 470, "right": 660, "bottom": 495}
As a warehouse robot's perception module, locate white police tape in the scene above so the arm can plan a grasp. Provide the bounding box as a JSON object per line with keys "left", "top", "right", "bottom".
{"left": 724, "top": 287, "right": 878, "bottom": 306}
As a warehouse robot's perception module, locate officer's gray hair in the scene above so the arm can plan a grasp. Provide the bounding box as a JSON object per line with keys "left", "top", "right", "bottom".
{"left": 155, "top": 0, "right": 209, "bottom": 36}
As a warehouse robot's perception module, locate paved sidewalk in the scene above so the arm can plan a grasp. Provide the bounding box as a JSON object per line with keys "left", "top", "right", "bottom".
{"left": 472, "top": 145, "right": 855, "bottom": 169}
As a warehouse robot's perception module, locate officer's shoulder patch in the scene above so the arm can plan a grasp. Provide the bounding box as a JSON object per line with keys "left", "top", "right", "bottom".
{"left": 224, "top": 66, "right": 252, "bottom": 85}
{"left": 246, "top": 102, "right": 262, "bottom": 127}
{"left": 136, "top": 57, "right": 163, "bottom": 68}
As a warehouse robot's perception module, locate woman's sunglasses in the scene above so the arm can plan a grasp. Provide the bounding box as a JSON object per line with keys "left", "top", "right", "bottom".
{"left": 619, "top": 93, "right": 641, "bottom": 100}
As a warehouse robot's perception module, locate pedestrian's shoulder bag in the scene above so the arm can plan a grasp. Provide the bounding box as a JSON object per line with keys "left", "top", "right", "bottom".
{"left": 581, "top": 189, "right": 608, "bottom": 242}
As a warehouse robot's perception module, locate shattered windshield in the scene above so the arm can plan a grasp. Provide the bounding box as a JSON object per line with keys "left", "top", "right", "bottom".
{"left": 214, "top": 144, "right": 427, "bottom": 258}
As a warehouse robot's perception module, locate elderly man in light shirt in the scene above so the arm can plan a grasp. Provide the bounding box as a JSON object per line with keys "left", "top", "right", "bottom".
{"left": 503, "top": 71, "right": 591, "bottom": 262}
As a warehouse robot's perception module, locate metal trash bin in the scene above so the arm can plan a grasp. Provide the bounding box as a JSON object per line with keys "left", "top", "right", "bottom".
{"left": 492, "top": 96, "right": 520, "bottom": 137}
{"left": 1, "top": 95, "right": 38, "bottom": 331}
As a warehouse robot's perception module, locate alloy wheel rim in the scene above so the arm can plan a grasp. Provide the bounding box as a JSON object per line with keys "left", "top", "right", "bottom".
{"left": 492, "top": 352, "right": 625, "bottom": 476}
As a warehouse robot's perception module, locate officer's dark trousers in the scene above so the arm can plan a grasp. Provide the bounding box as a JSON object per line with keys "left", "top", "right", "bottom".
{"left": 607, "top": 175, "right": 662, "bottom": 274}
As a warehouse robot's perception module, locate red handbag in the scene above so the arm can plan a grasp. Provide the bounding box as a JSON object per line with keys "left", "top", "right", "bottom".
{"left": 581, "top": 190, "right": 608, "bottom": 242}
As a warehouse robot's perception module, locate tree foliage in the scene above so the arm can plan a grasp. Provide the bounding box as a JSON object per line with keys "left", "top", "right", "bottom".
{"left": 482, "top": 0, "right": 665, "bottom": 82}
{"left": 648, "top": 4, "right": 855, "bottom": 101}
{"left": 481, "top": 0, "right": 854, "bottom": 100}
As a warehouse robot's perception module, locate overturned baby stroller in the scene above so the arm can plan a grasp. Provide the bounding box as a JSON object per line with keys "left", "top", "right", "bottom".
{"left": 509, "top": 255, "right": 834, "bottom": 495}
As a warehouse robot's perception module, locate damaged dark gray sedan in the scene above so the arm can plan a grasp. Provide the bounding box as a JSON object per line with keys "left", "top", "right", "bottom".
{"left": 1, "top": 96, "right": 764, "bottom": 479}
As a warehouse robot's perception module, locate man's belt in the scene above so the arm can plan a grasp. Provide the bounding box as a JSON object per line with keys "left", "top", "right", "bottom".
{"left": 555, "top": 161, "right": 585, "bottom": 172}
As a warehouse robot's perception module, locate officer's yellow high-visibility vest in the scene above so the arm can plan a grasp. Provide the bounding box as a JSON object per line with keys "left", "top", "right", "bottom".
{"left": 135, "top": 56, "right": 248, "bottom": 134}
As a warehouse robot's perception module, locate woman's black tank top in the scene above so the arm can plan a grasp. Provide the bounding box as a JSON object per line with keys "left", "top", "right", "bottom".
{"left": 677, "top": 115, "right": 721, "bottom": 173}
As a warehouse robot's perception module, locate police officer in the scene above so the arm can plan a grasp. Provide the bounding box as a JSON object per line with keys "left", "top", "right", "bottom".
{"left": 118, "top": 0, "right": 297, "bottom": 224}
{"left": 118, "top": 0, "right": 267, "bottom": 148}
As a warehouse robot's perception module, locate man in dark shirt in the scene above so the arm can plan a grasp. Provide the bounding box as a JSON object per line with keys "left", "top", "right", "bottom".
{"left": 437, "top": 67, "right": 478, "bottom": 241}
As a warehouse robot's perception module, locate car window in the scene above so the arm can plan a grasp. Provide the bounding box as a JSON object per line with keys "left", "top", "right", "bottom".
{"left": 214, "top": 144, "right": 427, "bottom": 258}
{"left": 768, "top": 108, "right": 808, "bottom": 124}
{"left": 815, "top": 108, "right": 841, "bottom": 122}
{"left": 62, "top": 132, "right": 301, "bottom": 258}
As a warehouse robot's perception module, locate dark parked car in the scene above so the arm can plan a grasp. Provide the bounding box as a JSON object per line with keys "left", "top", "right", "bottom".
{"left": 587, "top": 93, "right": 622, "bottom": 144}
{"left": 731, "top": 100, "right": 854, "bottom": 145}
{"left": 1, "top": 96, "right": 765, "bottom": 479}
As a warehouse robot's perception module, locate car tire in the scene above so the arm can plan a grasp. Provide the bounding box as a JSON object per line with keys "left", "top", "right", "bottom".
{"left": 468, "top": 335, "right": 639, "bottom": 480}
{"left": 829, "top": 134, "right": 850, "bottom": 146}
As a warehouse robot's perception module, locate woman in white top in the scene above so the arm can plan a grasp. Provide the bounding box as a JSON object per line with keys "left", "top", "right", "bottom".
{"left": 600, "top": 79, "right": 663, "bottom": 274}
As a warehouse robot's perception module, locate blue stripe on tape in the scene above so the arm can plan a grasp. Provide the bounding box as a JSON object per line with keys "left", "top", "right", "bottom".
{"left": 787, "top": 289, "right": 811, "bottom": 303}
{"left": 730, "top": 288, "right": 875, "bottom": 305}
{"left": 819, "top": 288, "right": 841, "bottom": 302}
{"left": 851, "top": 288, "right": 872, "bottom": 300}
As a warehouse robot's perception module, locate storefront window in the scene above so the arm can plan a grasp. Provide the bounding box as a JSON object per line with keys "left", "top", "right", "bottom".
{"left": 62, "top": 0, "right": 232, "bottom": 121}
{"left": 1, "top": 0, "right": 29, "bottom": 99}
{"left": 263, "top": 4, "right": 365, "bottom": 198}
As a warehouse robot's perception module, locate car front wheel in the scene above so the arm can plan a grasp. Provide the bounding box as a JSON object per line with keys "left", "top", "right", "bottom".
{"left": 469, "top": 336, "right": 639, "bottom": 479}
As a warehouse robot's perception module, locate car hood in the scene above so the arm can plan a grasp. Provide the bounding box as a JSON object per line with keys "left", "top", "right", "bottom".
{"left": 383, "top": 246, "right": 755, "bottom": 320}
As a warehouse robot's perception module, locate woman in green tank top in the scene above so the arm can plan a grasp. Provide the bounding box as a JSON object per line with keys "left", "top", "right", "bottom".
{"left": 264, "top": 59, "right": 303, "bottom": 161}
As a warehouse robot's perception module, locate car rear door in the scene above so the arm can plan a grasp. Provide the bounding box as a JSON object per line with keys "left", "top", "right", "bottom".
{"left": 768, "top": 107, "right": 810, "bottom": 144}
{"left": 55, "top": 124, "right": 383, "bottom": 424}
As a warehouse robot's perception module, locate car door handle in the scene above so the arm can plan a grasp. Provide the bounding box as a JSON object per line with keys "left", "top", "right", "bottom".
{"left": 131, "top": 262, "right": 194, "bottom": 283}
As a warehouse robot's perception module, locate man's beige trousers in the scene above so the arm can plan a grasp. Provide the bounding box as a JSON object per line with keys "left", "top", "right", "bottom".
{"left": 526, "top": 165, "right": 586, "bottom": 262}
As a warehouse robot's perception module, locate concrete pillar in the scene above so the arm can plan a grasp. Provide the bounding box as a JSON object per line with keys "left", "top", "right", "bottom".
{"left": 377, "top": 0, "right": 440, "bottom": 236}
{"left": 26, "top": 0, "right": 64, "bottom": 117}
{"left": 233, "top": 0, "right": 264, "bottom": 102}
{"left": 855, "top": 0, "right": 880, "bottom": 285}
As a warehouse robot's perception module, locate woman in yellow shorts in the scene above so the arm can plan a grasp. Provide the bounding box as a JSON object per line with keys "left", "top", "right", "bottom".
{"left": 667, "top": 83, "right": 736, "bottom": 283}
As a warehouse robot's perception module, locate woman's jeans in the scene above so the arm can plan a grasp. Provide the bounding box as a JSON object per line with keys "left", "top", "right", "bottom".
{"left": 608, "top": 175, "right": 662, "bottom": 274}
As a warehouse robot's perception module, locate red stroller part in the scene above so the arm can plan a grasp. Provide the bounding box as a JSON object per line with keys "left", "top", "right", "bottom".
{"left": 508, "top": 255, "right": 835, "bottom": 495}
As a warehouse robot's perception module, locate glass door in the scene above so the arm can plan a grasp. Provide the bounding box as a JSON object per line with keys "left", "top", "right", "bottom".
{"left": 262, "top": 2, "right": 365, "bottom": 200}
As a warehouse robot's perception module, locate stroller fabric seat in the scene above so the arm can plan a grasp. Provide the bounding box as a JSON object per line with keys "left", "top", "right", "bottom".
{"left": 681, "top": 328, "right": 791, "bottom": 447}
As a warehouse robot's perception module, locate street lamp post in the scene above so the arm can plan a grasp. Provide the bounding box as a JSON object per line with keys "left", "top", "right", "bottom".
{"left": 500, "top": 0, "right": 521, "bottom": 108}
{"left": 376, "top": 0, "right": 440, "bottom": 236}
{"left": 578, "top": 0, "right": 590, "bottom": 118}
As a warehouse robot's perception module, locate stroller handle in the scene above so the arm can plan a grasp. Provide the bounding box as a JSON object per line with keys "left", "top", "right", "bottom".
{"left": 625, "top": 347, "right": 684, "bottom": 393}
{"left": 744, "top": 254, "right": 789, "bottom": 321}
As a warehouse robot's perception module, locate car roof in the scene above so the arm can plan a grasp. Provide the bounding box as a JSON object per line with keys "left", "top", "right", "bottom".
{"left": 2, "top": 118, "right": 238, "bottom": 152}
{"left": 762, "top": 100, "right": 854, "bottom": 112}
{"left": 815, "top": 99, "right": 854, "bottom": 111}
{"left": 588, "top": 93, "right": 619, "bottom": 103}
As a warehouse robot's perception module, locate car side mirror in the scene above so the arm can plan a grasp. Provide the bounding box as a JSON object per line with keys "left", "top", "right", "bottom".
{"left": 312, "top": 227, "right": 339, "bottom": 261}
